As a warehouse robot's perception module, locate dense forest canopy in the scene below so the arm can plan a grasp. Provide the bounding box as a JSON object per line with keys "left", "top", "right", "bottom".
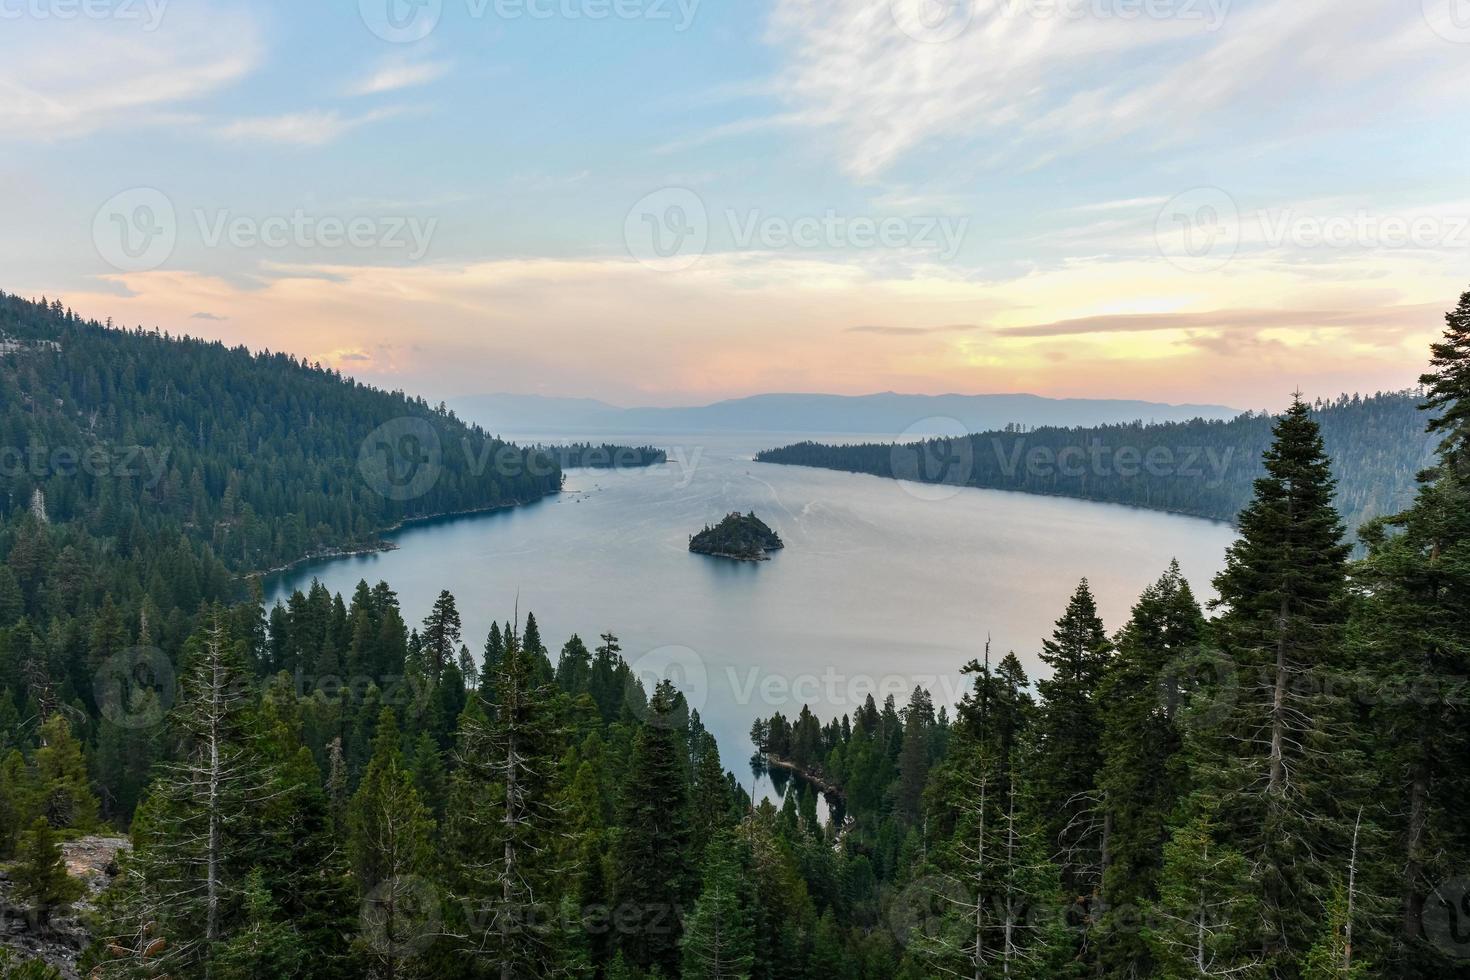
{"left": 547, "top": 444, "right": 669, "bottom": 469}
{"left": 0, "top": 290, "right": 562, "bottom": 577}
{"left": 756, "top": 390, "right": 1436, "bottom": 537}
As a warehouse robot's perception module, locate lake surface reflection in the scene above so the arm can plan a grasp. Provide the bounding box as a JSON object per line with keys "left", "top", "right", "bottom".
{"left": 267, "top": 433, "right": 1238, "bottom": 811}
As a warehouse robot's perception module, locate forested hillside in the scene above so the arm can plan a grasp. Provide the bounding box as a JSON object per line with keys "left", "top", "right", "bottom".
{"left": 0, "top": 291, "right": 561, "bottom": 575}
{"left": 757, "top": 390, "right": 1435, "bottom": 536}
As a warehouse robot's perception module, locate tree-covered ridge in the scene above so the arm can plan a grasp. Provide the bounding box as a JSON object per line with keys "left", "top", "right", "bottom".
{"left": 689, "top": 512, "right": 785, "bottom": 561}
{"left": 0, "top": 291, "right": 561, "bottom": 575}
{"left": 548, "top": 443, "right": 669, "bottom": 469}
{"left": 756, "top": 389, "right": 1434, "bottom": 536}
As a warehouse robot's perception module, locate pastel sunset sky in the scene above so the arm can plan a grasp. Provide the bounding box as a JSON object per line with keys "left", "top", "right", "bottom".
{"left": 4, "top": 0, "right": 1469, "bottom": 409}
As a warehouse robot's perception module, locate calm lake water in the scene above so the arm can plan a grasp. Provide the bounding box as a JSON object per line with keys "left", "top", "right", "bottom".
{"left": 266, "top": 433, "right": 1238, "bottom": 808}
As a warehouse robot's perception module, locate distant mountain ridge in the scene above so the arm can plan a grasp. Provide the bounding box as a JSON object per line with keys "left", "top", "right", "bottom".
{"left": 452, "top": 391, "right": 1244, "bottom": 436}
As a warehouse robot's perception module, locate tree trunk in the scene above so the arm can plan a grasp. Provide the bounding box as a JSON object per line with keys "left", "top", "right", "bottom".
{"left": 1401, "top": 759, "right": 1428, "bottom": 943}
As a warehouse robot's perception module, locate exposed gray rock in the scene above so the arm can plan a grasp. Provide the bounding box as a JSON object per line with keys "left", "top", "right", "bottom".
{"left": 0, "top": 835, "right": 129, "bottom": 979}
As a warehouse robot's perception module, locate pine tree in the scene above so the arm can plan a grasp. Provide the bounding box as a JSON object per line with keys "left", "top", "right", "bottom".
{"left": 917, "top": 731, "right": 1067, "bottom": 980}
{"left": 1420, "top": 287, "right": 1470, "bottom": 478}
{"left": 452, "top": 623, "right": 568, "bottom": 979}
{"left": 33, "top": 714, "right": 99, "bottom": 830}
{"left": 615, "top": 680, "right": 694, "bottom": 975}
{"left": 348, "top": 708, "right": 436, "bottom": 980}
{"left": 1148, "top": 801, "right": 1263, "bottom": 979}
{"left": 1032, "top": 579, "right": 1111, "bottom": 919}
{"left": 1096, "top": 561, "right": 1206, "bottom": 976}
{"left": 479, "top": 621, "right": 504, "bottom": 702}
{"left": 99, "top": 614, "right": 280, "bottom": 976}
{"left": 0, "top": 749, "right": 34, "bottom": 858}
{"left": 1351, "top": 291, "right": 1470, "bottom": 975}
{"left": 1180, "top": 396, "right": 1361, "bottom": 973}
{"left": 420, "top": 591, "right": 461, "bottom": 683}
{"left": 554, "top": 634, "right": 592, "bottom": 697}
{"left": 897, "top": 686, "right": 934, "bottom": 824}
{"left": 690, "top": 729, "right": 733, "bottom": 864}
{"left": 213, "top": 869, "right": 309, "bottom": 980}
{"left": 681, "top": 835, "right": 756, "bottom": 980}
{"left": 13, "top": 816, "right": 83, "bottom": 927}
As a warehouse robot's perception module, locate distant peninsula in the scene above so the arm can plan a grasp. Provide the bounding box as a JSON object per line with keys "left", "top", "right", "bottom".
{"left": 544, "top": 442, "right": 668, "bottom": 469}
{"left": 689, "top": 512, "right": 785, "bottom": 561}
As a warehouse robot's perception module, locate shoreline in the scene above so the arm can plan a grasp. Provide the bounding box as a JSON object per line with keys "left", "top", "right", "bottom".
{"left": 248, "top": 488, "right": 563, "bottom": 581}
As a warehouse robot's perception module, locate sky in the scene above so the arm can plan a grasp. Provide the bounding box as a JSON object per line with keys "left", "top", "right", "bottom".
{"left": 2, "top": 0, "right": 1468, "bottom": 410}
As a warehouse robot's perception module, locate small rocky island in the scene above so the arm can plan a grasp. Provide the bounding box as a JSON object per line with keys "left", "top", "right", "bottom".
{"left": 689, "top": 511, "right": 785, "bottom": 561}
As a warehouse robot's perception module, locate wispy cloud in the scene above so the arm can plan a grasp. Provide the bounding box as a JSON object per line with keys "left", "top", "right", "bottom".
{"left": 346, "top": 58, "right": 452, "bottom": 97}
{"left": 214, "top": 107, "right": 407, "bottom": 146}
{"left": 0, "top": 9, "right": 261, "bottom": 141}
{"left": 847, "top": 323, "right": 980, "bottom": 336}
{"left": 763, "top": 0, "right": 1470, "bottom": 181}
{"left": 995, "top": 305, "right": 1442, "bottom": 339}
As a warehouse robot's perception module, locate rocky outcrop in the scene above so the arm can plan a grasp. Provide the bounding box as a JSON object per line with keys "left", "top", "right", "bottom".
{"left": 0, "top": 835, "right": 129, "bottom": 979}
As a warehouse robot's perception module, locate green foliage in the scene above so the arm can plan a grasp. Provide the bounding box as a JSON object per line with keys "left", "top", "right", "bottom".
{"left": 681, "top": 835, "right": 756, "bottom": 980}
{"left": 33, "top": 714, "right": 98, "bottom": 830}
{"left": 616, "top": 681, "right": 695, "bottom": 975}
{"left": 451, "top": 624, "right": 569, "bottom": 977}
{"left": 757, "top": 390, "right": 1436, "bottom": 538}
{"left": 1095, "top": 562, "right": 1206, "bottom": 976}
{"left": 688, "top": 513, "right": 784, "bottom": 561}
{"left": 13, "top": 815, "right": 83, "bottom": 921}
{"left": 1032, "top": 579, "right": 1111, "bottom": 917}
{"left": 1148, "top": 802, "right": 1263, "bottom": 979}
{"left": 1184, "top": 398, "right": 1365, "bottom": 970}
{"left": 0, "top": 950, "right": 64, "bottom": 980}
{"left": 0, "top": 291, "right": 561, "bottom": 577}
{"left": 212, "top": 869, "right": 309, "bottom": 980}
